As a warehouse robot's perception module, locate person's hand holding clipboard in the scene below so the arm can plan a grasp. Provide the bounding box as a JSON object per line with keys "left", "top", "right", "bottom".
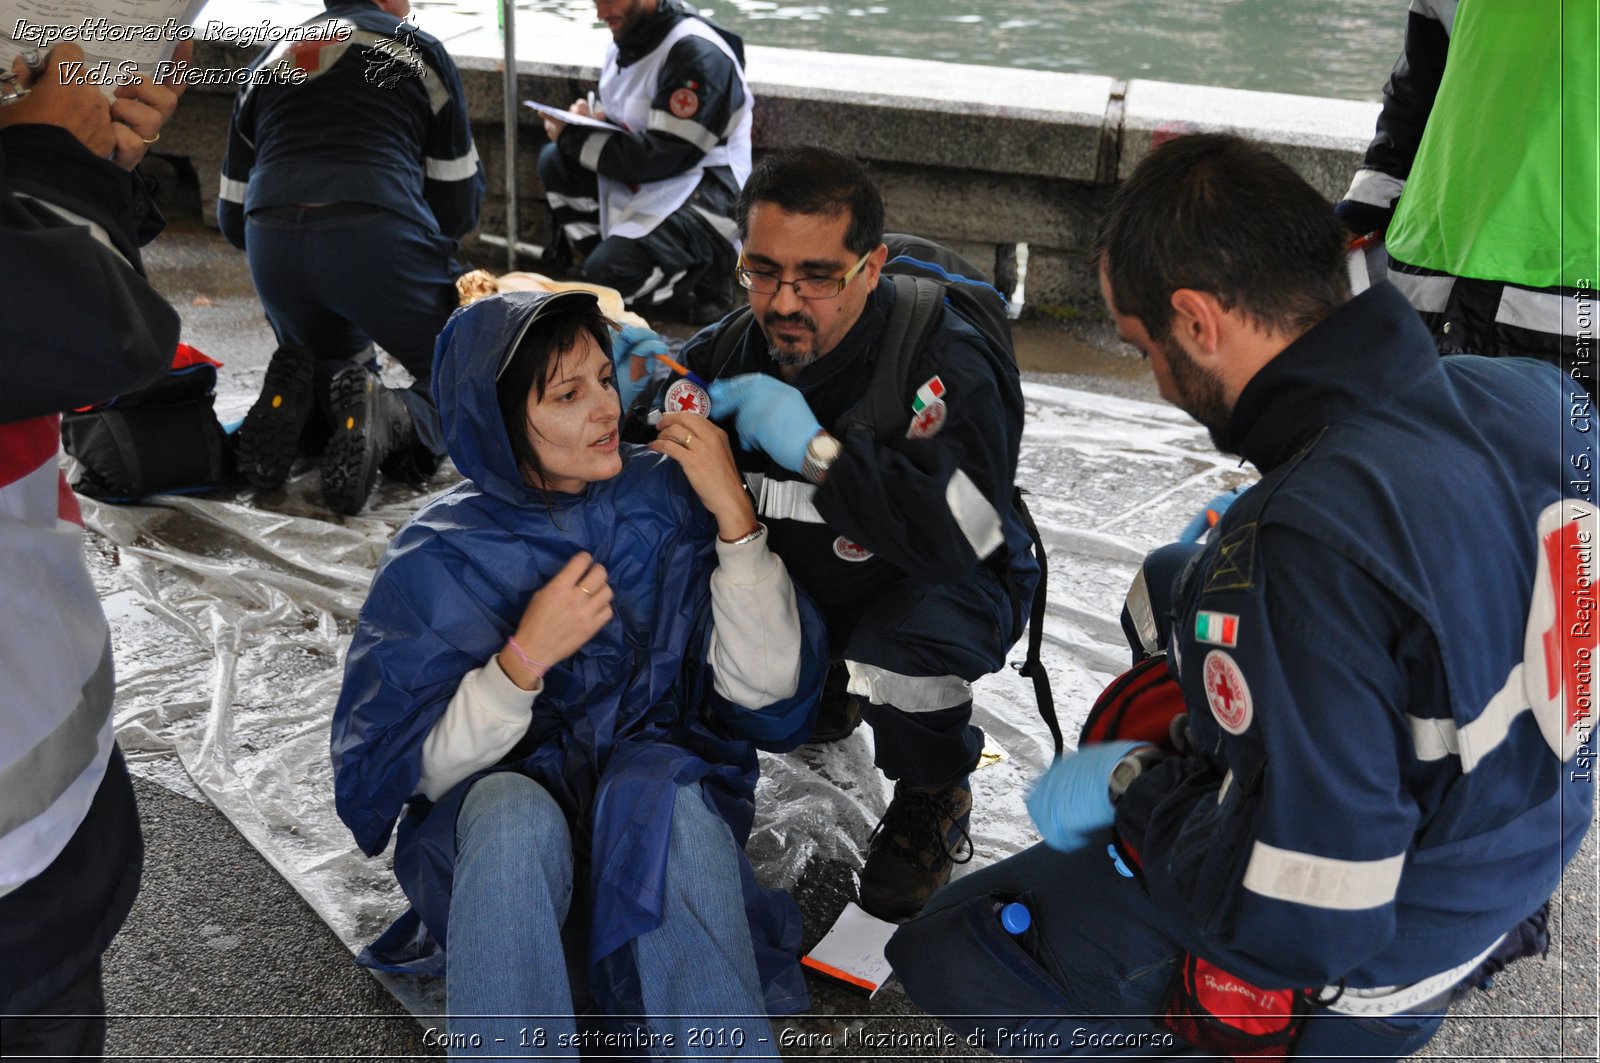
{"left": 531, "top": 94, "right": 622, "bottom": 142}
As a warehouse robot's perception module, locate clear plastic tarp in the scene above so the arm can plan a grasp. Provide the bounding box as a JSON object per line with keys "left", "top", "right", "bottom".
{"left": 88, "top": 379, "right": 1249, "bottom": 1015}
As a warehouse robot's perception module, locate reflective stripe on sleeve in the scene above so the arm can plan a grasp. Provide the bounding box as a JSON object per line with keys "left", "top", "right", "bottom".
{"left": 647, "top": 109, "right": 720, "bottom": 152}
{"left": 424, "top": 145, "right": 480, "bottom": 182}
{"left": 845, "top": 661, "right": 973, "bottom": 712}
{"left": 1343, "top": 168, "right": 1405, "bottom": 209}
{"left": 579, "top": 133, "right": 611, "bottom": 172}
{"left": 219, "top": 176, "right": 249, "bottom": 204}
{"left": 562, "top": 221, "right": 600, "bottom": 242}
{"left": 754, "top": 478, "right": 826, "bottom": 525}
{"left": 1241, "top": 841, "right": 1405, "bottom": 910}
{"left": 946, "top": 469, "right": 1004, "bottom": 560}
{"left": 1388, "top": 271, "right": 1456, "bottom": 314}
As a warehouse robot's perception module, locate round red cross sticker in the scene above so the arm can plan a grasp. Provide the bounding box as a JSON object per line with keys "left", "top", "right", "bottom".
{"left": 669, "top": 87, "right": 699, "bottom": 120}
{"left": 663, "top": 379, "right": 710, "bottom": 417}
{"left": 905, "top": 398, "right": 948, "bottom": 440}
{"left": 832, "top": 536, "right": 873, "bottom": 562}
{"left": 1202, "top": 650, "right": 1253, "bottom": 734}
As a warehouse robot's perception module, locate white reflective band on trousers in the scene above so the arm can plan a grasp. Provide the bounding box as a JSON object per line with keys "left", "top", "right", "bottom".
{"left": 596, "top": 17, "right": 752, "bottom": 241}
{"left": 845, "top": 661, "right": 972, "bottom": 713}
{"left": 0, "top": 451, "right": 118, "bottom": 895}
{"left": 1319, "top": 932, "right": 1503, "bottom": 1017}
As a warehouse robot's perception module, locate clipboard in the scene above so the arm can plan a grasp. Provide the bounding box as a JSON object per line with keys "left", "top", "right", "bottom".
{"left": 523, "top": 100, "right": 623, "bottom": 133}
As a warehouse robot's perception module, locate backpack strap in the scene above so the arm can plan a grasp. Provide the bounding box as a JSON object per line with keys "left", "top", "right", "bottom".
{"left": 834, "top": 274, "right": 945, "bottom": 437}
{"left": 704, "top": 304, "right": 757, "bottom": 383}
{"left": 1009, "top": 487, "right": 1063, "bottom": 758}
{"left": 842, "top": 276, "right": 1061, "bottom": 758}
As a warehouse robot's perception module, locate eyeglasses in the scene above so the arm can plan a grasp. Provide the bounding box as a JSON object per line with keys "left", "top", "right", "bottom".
{"left": 736, "top": 250, "right": 872, "bottom": 300}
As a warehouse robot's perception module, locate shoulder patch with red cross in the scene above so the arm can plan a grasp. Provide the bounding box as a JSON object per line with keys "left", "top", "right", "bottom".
{"left": 669, "top": 80, "right": 700, "bottom": 120}
{"left": 906, "top": 375, "right": 947, "bottom": 439}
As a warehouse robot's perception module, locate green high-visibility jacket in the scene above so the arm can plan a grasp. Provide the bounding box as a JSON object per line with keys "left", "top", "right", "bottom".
{"left": 1386, "top": 0, "right": 1598, "bottom": 290}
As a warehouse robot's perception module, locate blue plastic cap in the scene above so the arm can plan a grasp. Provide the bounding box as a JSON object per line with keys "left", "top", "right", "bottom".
{"left": 999, "top": 901, "right": 1032, "bottom": 935}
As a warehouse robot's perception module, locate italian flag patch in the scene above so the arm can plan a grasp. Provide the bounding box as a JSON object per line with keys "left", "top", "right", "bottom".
{"left": 911, "top": 375, "right": 946, "bottom": 414}
{"left": 1195, "top": 611, "right": 1239, "bottom": 647}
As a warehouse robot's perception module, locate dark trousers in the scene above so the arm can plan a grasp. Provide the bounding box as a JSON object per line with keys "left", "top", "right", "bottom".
{"left": 0, "top": 962, "right": 108, "bottom": 1061}
{"left": 537, "top": 144, "right": 732, "bottom": 310}
{"left": 885, "top": 547, "right": 1451, "bottom": 1060}
{"left": 831, "top": 569, "right": 1020, "bottom": 788}
{"left": 244, "top": 204, "right": 461, "bottom": 455}
{"left": 885, "top": 837, "right": 1446, "bottom": 1060}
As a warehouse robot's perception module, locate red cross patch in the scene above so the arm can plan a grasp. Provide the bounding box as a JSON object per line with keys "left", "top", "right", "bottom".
{"left": 905, "top": 398, "right": 947, "bottom": 440}
{"left": 832, "top": 537, "right": 873, "bottom": 562}
{"left": 663, "top": 379, "right": 710, "bottom": 417}
{"left": 669, "top": 87, "right": 699, "bottom": 120}
{"left": 1202, "top": 650, "right": 1253, "bottom": 735}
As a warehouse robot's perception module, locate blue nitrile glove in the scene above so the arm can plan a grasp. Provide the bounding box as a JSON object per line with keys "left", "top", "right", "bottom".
{"left": 1026, "top": 740, "right": 1149, "bottom": 852}
{"left": 612, "top": 326, "right": 668, "bottom": 411}
{"left": 707, "top": 374, "right": 823, "bottom": 474}
{"left": 1178, "top": 486, "right": 1247, "bottom": 543}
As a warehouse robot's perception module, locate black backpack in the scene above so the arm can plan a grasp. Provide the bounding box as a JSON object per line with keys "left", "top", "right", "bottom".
{"left": 61, "top": 343, "right": 234, "bottom": 502}
{"left": 705, "top": 234, "right": 1062, "bottom": 755}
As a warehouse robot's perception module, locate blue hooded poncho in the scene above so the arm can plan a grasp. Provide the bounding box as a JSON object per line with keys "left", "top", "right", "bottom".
{"left": 330, "top": 291, "right": 825, "bottom": 1016}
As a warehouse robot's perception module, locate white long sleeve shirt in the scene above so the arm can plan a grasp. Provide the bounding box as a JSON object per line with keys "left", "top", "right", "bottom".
{"left": 416, "top": 526, "right": 800, "bottom": 801}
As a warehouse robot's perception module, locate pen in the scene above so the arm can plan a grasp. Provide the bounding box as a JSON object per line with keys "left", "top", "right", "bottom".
{"left": 653, "top": 352, "right": 711, "bottom": 391}
{"left": 586, "top": 90, "right": 597, "bottom": 112}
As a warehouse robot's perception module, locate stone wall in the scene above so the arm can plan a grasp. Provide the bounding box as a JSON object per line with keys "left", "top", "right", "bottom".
{"left": 161, "top": 33, "right": 1380, "bottom": 319}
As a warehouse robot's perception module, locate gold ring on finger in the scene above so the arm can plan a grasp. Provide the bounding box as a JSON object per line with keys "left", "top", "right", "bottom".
{"left": 141, "top": 132, "right": 161, "bottom": 145}
{"left": 681, "top": 433, "right": 694, "bottom": 448}
{"left": 578, "top": 584, "right": 594, "bottom": 596}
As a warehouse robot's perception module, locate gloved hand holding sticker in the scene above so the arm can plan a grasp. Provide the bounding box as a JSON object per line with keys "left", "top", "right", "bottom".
{"left": 707, "top": 374, "right": 822, "bottom": 474}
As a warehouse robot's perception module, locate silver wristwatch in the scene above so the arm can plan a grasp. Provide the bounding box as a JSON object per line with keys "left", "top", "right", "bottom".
{"left": 1108, "top": 745, "right": 1166, "bottom": 803}
{"left": 800, "top": 431, "right": 843, "bottom": 484}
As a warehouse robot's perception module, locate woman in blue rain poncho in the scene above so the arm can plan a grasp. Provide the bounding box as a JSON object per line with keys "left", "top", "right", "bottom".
{"left": 331, "top": 290, "right": 825, "bottom": 1055}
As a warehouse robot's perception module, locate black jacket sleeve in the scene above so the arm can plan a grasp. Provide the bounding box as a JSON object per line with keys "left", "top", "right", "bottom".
{"left": 1, "top": 125, "right": 179, "bottom": 421}
{"left": 813, "top": 318, "right": 1019, "bottom": 581}
{"left": 218, "top": 80, "right": 256, "bottom": 250}
{"left": 558, "top": 35, "right": 746, "bottom": 183}
{"left": 1336, "top": 1, "right": 1451, "bottom": 227}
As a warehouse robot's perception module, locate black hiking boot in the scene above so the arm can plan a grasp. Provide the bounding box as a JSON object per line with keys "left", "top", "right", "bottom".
{"left": 858, "top": 776, "right": 974, "bottom": 922}
{"left": 236, "top": 343, "right": 315, "bottom": 489}
{"left": 320, "top": 366, "right": 415, "bottom": 516}
{"left": 807, "top": 662, "right": 862, "bottom": 743}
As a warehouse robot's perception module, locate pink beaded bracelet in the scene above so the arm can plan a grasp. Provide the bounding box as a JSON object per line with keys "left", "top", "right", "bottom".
{"left": 503, "top": 634, "right": 551, "bottom": 677}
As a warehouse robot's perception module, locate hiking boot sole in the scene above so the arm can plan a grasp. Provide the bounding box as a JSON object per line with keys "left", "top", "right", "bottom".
{"left": 321, "top": 369, "right": 383, "bottom": 516}
{"left": 236, "top": 346, "right": 315, "bottom": 490}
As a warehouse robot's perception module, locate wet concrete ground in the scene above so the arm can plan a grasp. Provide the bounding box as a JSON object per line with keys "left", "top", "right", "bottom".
{"left": 95, "top": 207, "right": 1597, "bottom": 1060}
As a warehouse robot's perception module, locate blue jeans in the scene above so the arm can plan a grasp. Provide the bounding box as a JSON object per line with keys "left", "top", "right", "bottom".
{"left": 445, "top": 773, "right": 773, "bottom": 1059}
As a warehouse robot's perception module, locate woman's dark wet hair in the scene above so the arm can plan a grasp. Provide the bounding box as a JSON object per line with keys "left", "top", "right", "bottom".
{"left": 495, "top": 305, "right": 615, "bottom": 489}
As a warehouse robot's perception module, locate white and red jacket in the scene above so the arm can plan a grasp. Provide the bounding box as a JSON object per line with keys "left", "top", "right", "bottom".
{"left": 0, "top": 123, "right": 178, "bottom": 1011}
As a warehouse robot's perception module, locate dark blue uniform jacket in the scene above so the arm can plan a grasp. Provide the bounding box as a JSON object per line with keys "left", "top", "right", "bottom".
{"left": 1118, "top": 283, "right": 1594, "bottom": 991}
{"left": 330, "top": 294, "right": 825, "bottom": 1015}
{"left": 219, "top": 3, "right": 483, "bottom": 247}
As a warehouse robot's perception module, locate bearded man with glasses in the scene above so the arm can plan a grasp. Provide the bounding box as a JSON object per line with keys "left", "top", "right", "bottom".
{"left": 624, "top": 145, "right": 1037, "bottom": 922}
